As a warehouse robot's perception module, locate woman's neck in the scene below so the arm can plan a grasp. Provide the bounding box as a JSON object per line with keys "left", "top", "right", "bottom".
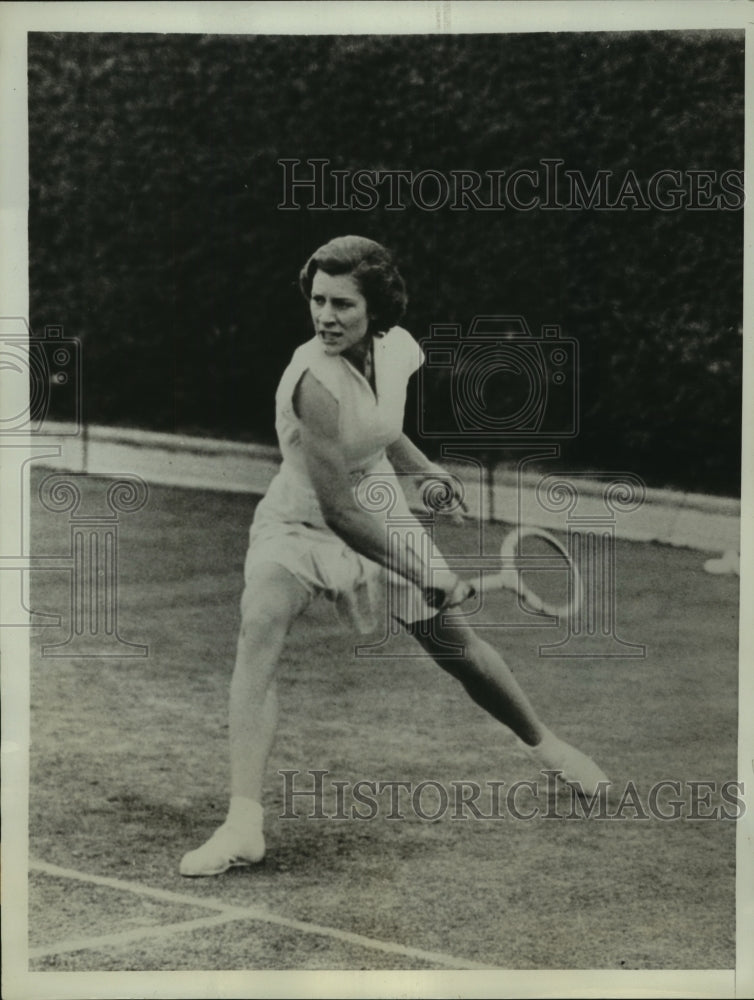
{"left": 342, "top": 335, "right": 372, "bottom": 374}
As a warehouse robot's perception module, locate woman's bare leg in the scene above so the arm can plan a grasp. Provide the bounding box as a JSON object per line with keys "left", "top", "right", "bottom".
{"left": 180, "top": 563, "right": 310, "bottom": 876}
{"left": 229, "top": 565, "right": 309, "bottom": 800}
{"left": 409, "top": 615, "right": 608, "bottom": 793}
{"left": 409, "top": 617, "right": 545, "bottom": 743}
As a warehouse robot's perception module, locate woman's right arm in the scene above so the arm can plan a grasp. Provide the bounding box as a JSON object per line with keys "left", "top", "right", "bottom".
{"left": 295, "top": 371, "right": 467, "bottom": 608}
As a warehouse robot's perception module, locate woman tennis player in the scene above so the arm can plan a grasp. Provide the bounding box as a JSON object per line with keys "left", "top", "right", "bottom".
{"left": 180, "top": 235, "right": 608, "bottom": 877}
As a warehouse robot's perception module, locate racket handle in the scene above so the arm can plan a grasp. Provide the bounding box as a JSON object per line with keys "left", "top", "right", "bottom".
{"left": 423, "top": 581, "right": 476, "bottom": 609}
{"left": 423, "top": 587, "right": 445, "bottom": 609}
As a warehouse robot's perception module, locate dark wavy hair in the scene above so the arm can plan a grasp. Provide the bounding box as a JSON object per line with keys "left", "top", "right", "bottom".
{"left": 299, "top": 235, "right": 408, "bottom": 335}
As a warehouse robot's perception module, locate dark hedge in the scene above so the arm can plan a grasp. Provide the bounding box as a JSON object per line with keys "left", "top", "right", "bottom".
{"left": 28, "top": 32, "right": 743, "bottom": 494}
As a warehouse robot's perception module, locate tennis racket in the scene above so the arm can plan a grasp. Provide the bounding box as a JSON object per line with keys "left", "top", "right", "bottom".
{"left": 419, "top": 473, "right": 581, "bottom": 617}
{"left": 480, "top": 523, "right": 581, "bottom": 617}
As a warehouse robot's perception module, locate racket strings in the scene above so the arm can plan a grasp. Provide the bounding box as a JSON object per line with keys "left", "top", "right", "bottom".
{"left": 517, "top": 532, "right": 574, "bottom": 614}
{"left": 495, "top": 526, "right": 582, "bottom": 618}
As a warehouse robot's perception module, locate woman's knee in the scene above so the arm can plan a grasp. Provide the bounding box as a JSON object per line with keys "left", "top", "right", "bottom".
{"left": 238, "top": 563, "right": 309, "bottom": 646}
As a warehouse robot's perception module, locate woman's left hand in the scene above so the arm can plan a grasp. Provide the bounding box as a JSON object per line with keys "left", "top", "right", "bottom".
{"left": 416, "top": 463, "right": 468, "bottom": 525}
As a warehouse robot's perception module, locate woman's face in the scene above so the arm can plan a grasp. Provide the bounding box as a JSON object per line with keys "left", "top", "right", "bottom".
{"left": 309, "top": 269, "right": 372, "bottom": 356}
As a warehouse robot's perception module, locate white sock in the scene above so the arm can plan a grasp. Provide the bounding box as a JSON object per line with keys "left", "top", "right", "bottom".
{"left": 226, "top": 796, "right": 264, "bottom": 832}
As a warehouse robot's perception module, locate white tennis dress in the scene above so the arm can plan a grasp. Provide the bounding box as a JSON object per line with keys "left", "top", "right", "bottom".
{"left": 245, "top": 326, "right": 445, "bottom": 632}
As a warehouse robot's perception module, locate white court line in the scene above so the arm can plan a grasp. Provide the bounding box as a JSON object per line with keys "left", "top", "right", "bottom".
{"left": 31, "top": 859, "right": 260, "bottom": 914}
{"left": 28, "top": 912, "right": 250, "bottom": 960}
{"left": 31, "top": 859, "right": 494, "bottom": 970}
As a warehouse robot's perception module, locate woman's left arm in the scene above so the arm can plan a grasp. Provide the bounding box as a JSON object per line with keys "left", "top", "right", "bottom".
{"left": 386, "top": 434, "right": 467, "bottom": 522}
{"left": 384, "top": 433, "right": 437, "bottom": 478}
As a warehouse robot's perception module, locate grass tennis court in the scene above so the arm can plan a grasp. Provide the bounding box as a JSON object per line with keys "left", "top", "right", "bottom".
{"left": 28, "top": 470, "right": 739, "bottom": 972}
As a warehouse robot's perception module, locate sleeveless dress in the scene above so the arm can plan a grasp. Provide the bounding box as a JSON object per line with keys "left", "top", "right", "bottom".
{"left": 244, "top": 326, "right": 447, "bottom": 633}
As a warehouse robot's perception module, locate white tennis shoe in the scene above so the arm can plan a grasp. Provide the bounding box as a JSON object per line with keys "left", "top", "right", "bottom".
{"left": 527, "top": 729, "right": 610, "bottom": 797}
{"left": 703, "top": 550, "right": 739, "bottom": 576}
{"left": 179, "top": 822, "right": 265, "bottom": 877}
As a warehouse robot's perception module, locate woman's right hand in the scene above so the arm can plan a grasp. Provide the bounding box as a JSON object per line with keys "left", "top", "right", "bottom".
{"left": 424, "top": 574, "right": 476, "bottom": 611}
